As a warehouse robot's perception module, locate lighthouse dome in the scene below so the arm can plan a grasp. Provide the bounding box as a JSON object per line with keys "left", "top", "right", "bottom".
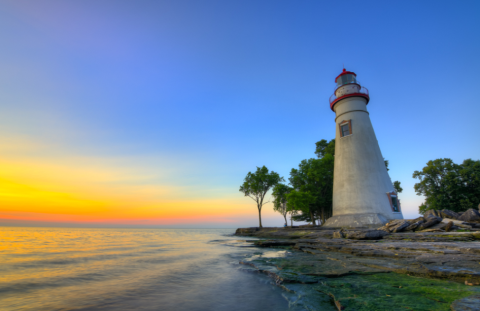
{"left": 335, "top": 69, "right": 357, "bottom": 87}
{"left": 329, "top": 68, "right": 369, "bottom": 111}
{"left": 334, "top": 69, "right": 360, "bottom": 98}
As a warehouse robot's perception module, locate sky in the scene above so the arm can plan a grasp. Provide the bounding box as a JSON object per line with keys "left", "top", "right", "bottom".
{"left": 0, "top": 0, "right": 479, "bottom": 228}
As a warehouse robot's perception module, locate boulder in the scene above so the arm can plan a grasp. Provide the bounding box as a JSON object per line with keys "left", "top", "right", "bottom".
{"left": 345, "top": 230, "right": 389, "bottom": 240}
{"left": 386, "top": 219, "right": 403, "bottom": 227}
{"left": 377, "top": 225, "right": 390, "bottom": 232}
{"left": 390, "top": 220, "right": 410, "bottom": 233}
{"left": 428, "top": 222, "right": 448, "bottom": 230}
{"left": 404, "top": 220, "right": 424, "bottom": 231}
{"left": 416, "top": 216, "right": 442, "bottom": 231}
{"left": 458, "top": 209, "right": 480, "bottom": 223}
{"left": 407, "top": 217, "right": 425, "bottom": 224}
{"left": 424, "top": 209, "right": 441, "bottom": 219}
{"left": 439, "top": 209, "right": 460, "bottom": 220}
{"left": 444, "top": 221, "right": 454, "bottom": 232}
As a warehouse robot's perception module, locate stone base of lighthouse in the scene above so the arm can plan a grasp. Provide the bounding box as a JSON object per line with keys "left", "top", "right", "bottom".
{"left": 322, "top": 213, "right": 399, "bottom": 228}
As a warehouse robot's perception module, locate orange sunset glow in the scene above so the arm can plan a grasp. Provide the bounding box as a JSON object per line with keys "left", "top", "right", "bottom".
{"left": 0, "top": 136, "right": 268, "bottom": 227}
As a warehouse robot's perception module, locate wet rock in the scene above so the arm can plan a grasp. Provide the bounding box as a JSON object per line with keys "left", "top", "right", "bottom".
{"left": 417, "top": 216, "right": 442, "bottom": 231}
{"left": 253, "top": 240, "right": 297, "bottom": 247}
{"left": 345, "top": 230, "right": 389, "bottom": 240}
{"left": 458, "top": 209, "right": 480, "bottom": 223}
{"left": 451, "top": 294, "right": 480, "bottom": 311}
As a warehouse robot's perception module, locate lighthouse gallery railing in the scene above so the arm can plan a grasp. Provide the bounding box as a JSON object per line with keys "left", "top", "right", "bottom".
{"left": 329, "top": 86, "right": 369, "bottom": 104}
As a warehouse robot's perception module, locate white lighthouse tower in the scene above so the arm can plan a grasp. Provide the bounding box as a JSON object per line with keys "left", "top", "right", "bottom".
{"left": 323, "top": 69, "right": 404, "bottom": 228}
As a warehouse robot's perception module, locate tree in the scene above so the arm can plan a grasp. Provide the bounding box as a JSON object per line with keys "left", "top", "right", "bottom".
{"left": 384, "top": 159, "right": 389, "bottom": 171}
{"left": 288, "top": 153, "right": 335, "bottom": 225}
{"left": 286, "top": 190, "right": 316, "bottom": 224}
{"left": 412, "top": 158, "right": 480, "bottom": 213}
{"left": 315, "top": 139, "right": 335, "bottom": 158}
{"left": 239, "top": 166, "right": 284, "bottom": 228}
{"left": 272, "top": 183, "right": 293, "bottom": 225}
{"left": 393, "top": 181, "right": 403, "bottom": 193}
{"left": 458, "top": 159, "right": 480, "bottom": 210}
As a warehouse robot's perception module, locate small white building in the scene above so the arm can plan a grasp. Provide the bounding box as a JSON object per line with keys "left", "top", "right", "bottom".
{"left": 322, "top": 69, "right": 404, "bottom": 228}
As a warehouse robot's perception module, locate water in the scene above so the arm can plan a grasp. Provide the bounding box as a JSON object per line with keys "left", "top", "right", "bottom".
{"left": 0, "top": 227, "right": 294, "bottom": 311}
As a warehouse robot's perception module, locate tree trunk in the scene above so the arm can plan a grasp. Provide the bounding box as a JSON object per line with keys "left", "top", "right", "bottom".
{"left": 283, "top": 214, "right": 287, "bottom": 226}
{"left": 258, "top": 207, "right": 263, "bottom": 228}
{"left": 290, "top": 214, "right": 293, "bottom": 227}
{"left": 310, "top": 211, "right": 316, "bottom": 226}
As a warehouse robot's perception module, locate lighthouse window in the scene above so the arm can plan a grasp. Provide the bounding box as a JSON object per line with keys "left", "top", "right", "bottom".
{"left": 337, "top": 74, "right": 356, "bottom": 86}
{"left": 339, "top": 120, "right": 352, "bottom": 137}
{"left": 391, "top": 196, "right": 399, "bottom": 212}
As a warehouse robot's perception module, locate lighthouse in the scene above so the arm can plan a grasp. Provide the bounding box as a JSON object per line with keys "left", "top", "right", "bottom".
{"left": 323, "top": 69, "right": 404, "bottom": 228}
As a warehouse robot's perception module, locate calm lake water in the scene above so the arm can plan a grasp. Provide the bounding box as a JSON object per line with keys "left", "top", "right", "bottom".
{"left": 0, "top": 227, "right": 297, "bottom": 311}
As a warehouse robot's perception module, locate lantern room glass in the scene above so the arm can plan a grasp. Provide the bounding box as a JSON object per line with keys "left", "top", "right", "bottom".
{"left": 336, "top": 74, "right": 357, "bottom": 87}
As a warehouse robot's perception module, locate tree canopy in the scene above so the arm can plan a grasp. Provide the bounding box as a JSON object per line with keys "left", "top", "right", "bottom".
{"left": 239, "top": 166, "right": 284, "bottom": 228}
{"left": 413, "top": 158, "right": 480, "bottom": 214}
{"left": 271, "top": 183, "right": 293, "bottom": 225}
{"left": 315, "top": 139, "right": 335, "bottom": 158}
{"left": 288, "top": 140, "right": 335, "bottom": 225}
{"left": 393, "top": 181, "right": 403, "bottom": 194}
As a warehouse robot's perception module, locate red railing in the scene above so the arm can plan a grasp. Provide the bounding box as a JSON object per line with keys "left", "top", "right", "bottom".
{"left": 329, "top": 86, "right": 369, "bottom": 104}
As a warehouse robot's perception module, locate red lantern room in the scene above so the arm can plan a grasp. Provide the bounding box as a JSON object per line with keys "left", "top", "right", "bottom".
{"left": 329, "top": 69, "right": 369, "bottom": 111}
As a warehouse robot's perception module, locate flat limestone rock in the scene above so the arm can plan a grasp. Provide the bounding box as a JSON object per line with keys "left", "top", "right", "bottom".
{"left": 345, "top": 230, "right": 389, "bottom": 240}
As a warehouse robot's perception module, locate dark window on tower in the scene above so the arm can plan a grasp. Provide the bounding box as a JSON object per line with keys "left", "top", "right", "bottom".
{"left": 339, "top": 120, "right": 352, "bottom": 137}
{"left": 391, "top": 196, "right": 399, "bottom": 212}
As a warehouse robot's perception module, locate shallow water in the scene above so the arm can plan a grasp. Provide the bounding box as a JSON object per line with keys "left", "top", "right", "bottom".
{"left": 0, "top": 227, "right": 294, "bottom": 311}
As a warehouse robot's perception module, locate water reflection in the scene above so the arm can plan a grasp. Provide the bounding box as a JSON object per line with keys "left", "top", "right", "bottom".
{"left": 0, "top": 228, "right": 293, "bottom": 311}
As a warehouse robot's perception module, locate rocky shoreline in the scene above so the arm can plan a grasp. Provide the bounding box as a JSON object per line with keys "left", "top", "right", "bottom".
{"left": 234, "top": 216, "right": 480, "bottom": 310}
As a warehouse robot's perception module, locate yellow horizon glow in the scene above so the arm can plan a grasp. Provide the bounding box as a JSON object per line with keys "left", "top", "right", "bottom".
{"left": 0, "top": 136, "right": 266, "bottom": 226}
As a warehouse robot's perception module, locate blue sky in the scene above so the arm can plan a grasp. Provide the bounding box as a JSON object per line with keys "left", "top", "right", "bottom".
{"left": 0, "top": 0, "right": 479, "bottom": 227}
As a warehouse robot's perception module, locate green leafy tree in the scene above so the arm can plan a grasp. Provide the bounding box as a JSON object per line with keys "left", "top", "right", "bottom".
{"left": 458, "top": 159, "right": 480, "bottom": 210}
{"left": 384, "top": 160, "right": 389, "bottom": 171}
{"left": 412, "top": 158, "right": 480, "bottom": 213}
{"left": 315, "top": 139, "right": 335, "bottom": 158}
{"left": 393, "top": 181, "right": 403, "bottom": 193}
{"left": 239, "top": 166, "right": 284, "bottom": 228}
{"left": 286, "top": 190, "right": 316, "bottom": 224}
{"left": 272, "top": 183, "right": 293, "bottom": 225}
{"left": 288, "top": 153, "right": 335, "bottom": 225}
